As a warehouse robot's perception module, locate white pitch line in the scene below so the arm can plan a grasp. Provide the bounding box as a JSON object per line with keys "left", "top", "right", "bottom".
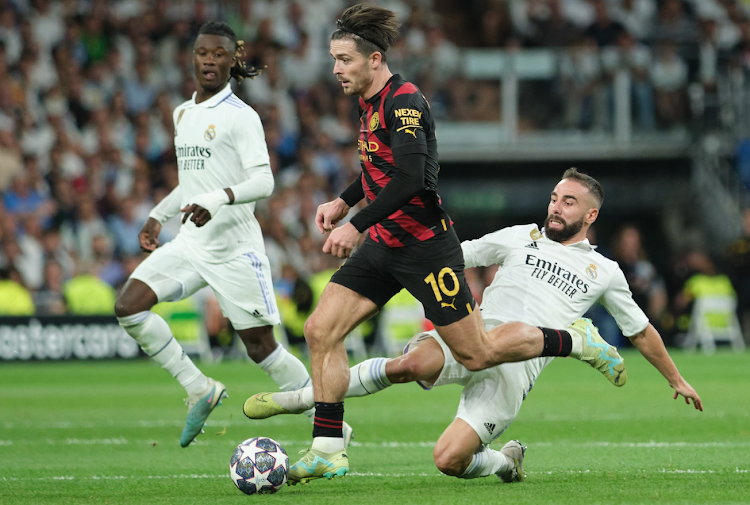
{"left": 2, "top": 468, "right": 748, "bottom": 482}
{"left": 2, "top": 439, "right": 750, "bottom": 449}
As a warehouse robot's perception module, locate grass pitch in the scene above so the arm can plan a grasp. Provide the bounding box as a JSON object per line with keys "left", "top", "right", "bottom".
{"left": 1, "top": 349, "right": 748, "bottom": 504}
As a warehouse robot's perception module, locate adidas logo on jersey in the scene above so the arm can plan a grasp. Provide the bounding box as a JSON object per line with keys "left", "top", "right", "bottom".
{"left": 525, "top": 241, "right": 539, "bottom": 249}
{"left": 484, "top": 423, "right": 495, "bottom": 434}
{"left": 251, "top": 310, "right": 262, "bottom": 317}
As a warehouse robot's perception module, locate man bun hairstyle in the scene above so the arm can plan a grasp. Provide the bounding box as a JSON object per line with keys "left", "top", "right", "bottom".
{"left": 332, "top": 3, "right": 401, "bottom": 62}
{"left": 561, "top": 167, "right": 604, "bottom": 209}
{"left": 197, "top": 21, "right": 262, "bottom": 83}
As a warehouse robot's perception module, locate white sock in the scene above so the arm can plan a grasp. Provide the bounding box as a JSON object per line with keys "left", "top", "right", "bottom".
{"left": 312, "top": 436, "right": 345, "bottom": 454}
{"left": 458, "top": 445, "right": 512, "bottom": 479}
{"left": 257, "top": 343, "right": 311, "bottom": 391}
{"left": 348, "top": 358, "right": 392, "bottom": 397}
{"left": 118, "top": 311, "right": 206, "bottom": 394}
{"left": 272, "top": 357, "right": 393, "bottom": 413}
{"left": 257, "top": 343, "right": 313, "bottom": 420}
{"left": 269, "top": 358, "right": 393, "bottom": 422}
{"left": 569, "top": 331, "right": 583, "bottom": 359}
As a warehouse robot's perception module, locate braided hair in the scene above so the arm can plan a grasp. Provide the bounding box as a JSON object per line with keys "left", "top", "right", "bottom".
{"left": 197, "top": 21, "right": 261, "bottom": 83}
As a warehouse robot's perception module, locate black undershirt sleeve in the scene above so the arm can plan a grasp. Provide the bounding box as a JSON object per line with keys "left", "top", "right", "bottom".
{"left": 339, "top": 175, "right": 365, "bottom": 208}
{"left": 348, "top": 152, "right": 426, "bottom": 233}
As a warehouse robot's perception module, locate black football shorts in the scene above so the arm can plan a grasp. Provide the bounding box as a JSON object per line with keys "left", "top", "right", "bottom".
{"left": 330, "top": 229, "right": 476, "bottom": 326}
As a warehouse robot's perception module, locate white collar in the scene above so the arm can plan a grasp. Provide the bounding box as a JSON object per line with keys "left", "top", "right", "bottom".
{"left": 190, "top": 82, "right": 233, "bottom": 108}
{"left": 540, "top": 227, "right": 597, "bottom": 250}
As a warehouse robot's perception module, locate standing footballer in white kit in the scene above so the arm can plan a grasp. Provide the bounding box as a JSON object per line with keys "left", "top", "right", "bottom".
{"left": 114, "top": 21, "right": 321, "bottom": 448}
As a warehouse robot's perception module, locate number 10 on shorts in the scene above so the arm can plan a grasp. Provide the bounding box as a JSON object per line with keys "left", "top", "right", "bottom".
{"left": 424, "top": 267, "right": 459, "bottom": 302}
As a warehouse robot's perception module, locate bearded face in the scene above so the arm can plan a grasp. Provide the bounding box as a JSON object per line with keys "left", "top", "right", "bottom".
{"left": 544, "top": 212, "right": 585, "bottom": 243}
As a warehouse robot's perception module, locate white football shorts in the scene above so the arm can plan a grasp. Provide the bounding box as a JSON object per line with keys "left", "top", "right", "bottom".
{"left": 405, "top": 329, "right": 553, "bottom": 445}
{"left": 131, "top": 239, "right": 280, "bottom": 330}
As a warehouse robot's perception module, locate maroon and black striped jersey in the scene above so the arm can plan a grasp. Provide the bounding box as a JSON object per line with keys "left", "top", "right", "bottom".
{"left": 354, "top": 74, "right": 450, "bottom": 248}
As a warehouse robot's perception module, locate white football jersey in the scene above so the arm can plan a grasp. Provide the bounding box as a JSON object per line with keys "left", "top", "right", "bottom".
{"left": 171, "top": 83, "right": 271, "bottom": 263}
{"left": 462, "top": 224, "right": 649, "bottom": 337}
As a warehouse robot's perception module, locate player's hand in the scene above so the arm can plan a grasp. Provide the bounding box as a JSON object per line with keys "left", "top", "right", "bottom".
{"left": 671, "top": 378, "right": 703, "bottom": 411}
{"left": 182, "top": 189, "right": 230, "bottom": 227}
{"left": 322, "top": 222, "right": 361, "bottom": 258}
{"left": 181, "top": 204, "right": 213, "bottom": 227}
{"left": 139, "top": 218, "right": 162, "bottom": 252}
{"left": 315, "top": 198, "right": 351, "bottom": 234}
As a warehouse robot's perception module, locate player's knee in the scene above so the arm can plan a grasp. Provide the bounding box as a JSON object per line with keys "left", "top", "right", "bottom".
{"left": 455, "top": 354, "right": 489, "bottom": 372}
{"left": 114, "top": 295, "right": 134, "bottom": 318}
{"left": 433, "top": 446, "right": 464, "bottom": 477}
{"left": 303, "top": 316, "right": 326, "bottom": 350}
{"left": 389, "top": 354, "right": 425, "bottom": 383}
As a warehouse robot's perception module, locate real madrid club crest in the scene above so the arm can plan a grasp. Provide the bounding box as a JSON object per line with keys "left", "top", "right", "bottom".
{"left": 530, "top": 228, "right": 542, "bottom": 241}
{"left": 369, "top": 112, "right": 379, "bottom": 131}
{"left": 204, "top": 124, "right": 216, "bottom": 141}
{"left": 586, "top": 263, "right": 598, "bottom": 280}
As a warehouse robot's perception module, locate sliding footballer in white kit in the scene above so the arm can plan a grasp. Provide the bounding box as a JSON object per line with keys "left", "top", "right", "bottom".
{"left": 415, "top": 223, "right": 649, "bottom": 445}
{"left": 132, "top": 82, "right": 279, "bottom": 329}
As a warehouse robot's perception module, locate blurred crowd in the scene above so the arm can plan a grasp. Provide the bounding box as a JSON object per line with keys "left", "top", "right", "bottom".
{"left": 1, "top": 0, "right": 750, "bottom": 350}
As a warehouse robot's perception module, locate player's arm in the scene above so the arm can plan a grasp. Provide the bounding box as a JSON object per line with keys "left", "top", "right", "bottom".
{"left": 461, "top": 227, "right": 520, "bottom": 268}
{"left": 182, "top": 106, "right": 274, "bottom": 227}
{"left": 321, "top": 154, "right": 426, "bottom": 258}
{"left": 181, "top": 169, "right": 274, "bottom": 227}
{"left": 315, "top": 176, "right": 364, "bottom": 234}
{"left": 347, "top": 152, "right": 426, "bottom": 232}
{"left": 601, "top": 268, "right": 703, "bottom": 411}
{"left": 628, "top": 324, "right": 703, "bottom": 411}
{"left": 141, "top": 185, "right": 182, "bottom": 251}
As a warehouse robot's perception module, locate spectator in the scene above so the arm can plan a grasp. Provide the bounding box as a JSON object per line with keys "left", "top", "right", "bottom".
{"left": 16, "top": 216, "right": 45, "bottom": 290}
{"left": 0, "top": 266, "right": 35, "bottom": 315}
{"left": 108, "top": 196, "right": 143, "bottom": 258}
{"left": 611, "top": 0, "right": 657, "bottom": 42}
{"left": 613, "top": 224, "right": 668, "bottom": 329}
{"left": 60, "top": 194, "right": 112, "bottom": 262}
{"left": 584, "top": 0, "right": 625, "bottom": 47}
{"left": 63, "top": 264, "right": 116, "bottom": 315}
{"left": 650, "top": 40, "right": 689, "bottom": 128}
{"left": 33, "top": 259, "right": 66, "bottom": 315}
{"left": 601, "top": 30, "right": 656, "bottom": 131}
{"left": 123, "top": 58, "right": 160, "bottom": 115}
{"left": 675, "top": 251, "right": 737, "bottom": 330}
{"left": 40, "top": 225, "right": 75, "bottom": 281}
{"left": 559, "top": 37, "right": 606, "bottom": 130}
{"left": 527, "top": 0, "right": 580, "bottom": 48}
{"left": 653, "top": 0, "right": 697, "bottom": 46}
{"left": 727, "top": 208, "right": 750, "bottom": 337}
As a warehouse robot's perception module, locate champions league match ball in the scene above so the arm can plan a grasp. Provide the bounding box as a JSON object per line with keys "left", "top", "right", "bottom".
{"left": 230, "top": 437, "right": 289, "bottom": 495}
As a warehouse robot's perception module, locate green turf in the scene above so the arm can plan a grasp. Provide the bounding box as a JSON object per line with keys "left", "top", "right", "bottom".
{"left": 1, "top": 350, "right": 748, "bottom": 504}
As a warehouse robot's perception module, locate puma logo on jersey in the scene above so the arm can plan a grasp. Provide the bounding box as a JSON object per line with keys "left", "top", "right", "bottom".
{"left": 396, "top": 125, "right": 420, "bottom": 137}
{"left": 441, "top": 298, "right": 457, "bottom": 310}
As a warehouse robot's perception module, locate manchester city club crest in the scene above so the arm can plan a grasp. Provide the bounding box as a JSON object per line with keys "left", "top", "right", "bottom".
{"left": 369, "top": 112, "right": 379, "bottom": 131}
{"left": 586, "top": 263, "right": 598, "bottom": 280}
{"left": 204, "top": 124, "right": 216, "bottom": 141}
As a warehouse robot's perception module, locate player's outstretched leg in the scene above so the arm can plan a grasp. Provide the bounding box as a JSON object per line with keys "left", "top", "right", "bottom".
{"left": 498, "top": 440, "right": 526, "bottom": 483}
{"left": 288, "top": 446, "right": 349, "bottom": 485}
{"left": 568, "top": 317, "right": 627, "bottom": 387}
{"left": 180, "top": 377, "right": 228, "bottom": 447}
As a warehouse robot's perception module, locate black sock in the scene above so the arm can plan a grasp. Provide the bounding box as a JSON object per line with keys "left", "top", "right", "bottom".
{"left": 312, "top": 402, "right": 344, "bottom": 439}
{"left": 539, "top": 327, "right": 572, "bottom": 357}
